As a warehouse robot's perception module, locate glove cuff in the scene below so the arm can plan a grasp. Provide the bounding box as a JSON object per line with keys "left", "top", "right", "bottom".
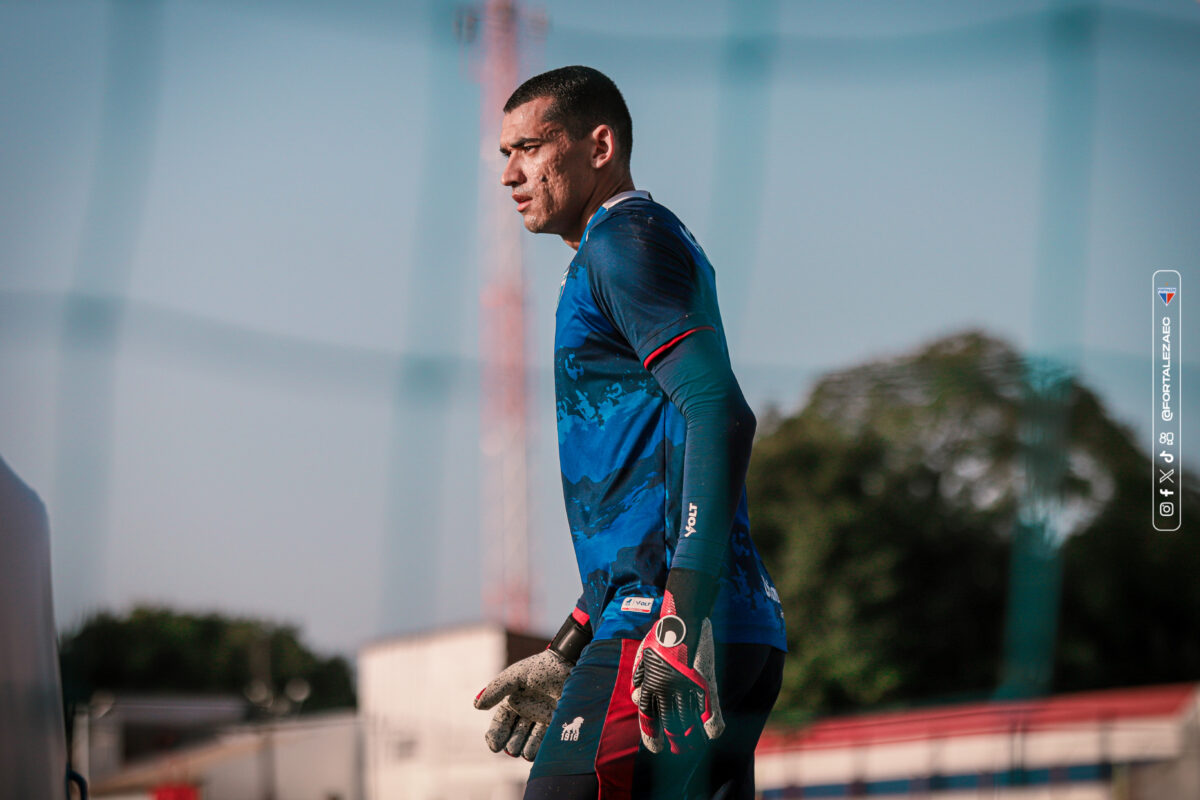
{"left": 549, "top": 607, "right": 593, "bottom": 665}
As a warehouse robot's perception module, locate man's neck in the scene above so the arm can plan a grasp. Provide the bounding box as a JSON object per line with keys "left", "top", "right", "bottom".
{"left": 563, "top": 174, "right": 636, "bottom": 251}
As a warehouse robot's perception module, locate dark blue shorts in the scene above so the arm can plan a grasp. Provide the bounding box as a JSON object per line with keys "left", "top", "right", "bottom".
{"left": 527, "top": 638, "right": 784, "bottom": 800}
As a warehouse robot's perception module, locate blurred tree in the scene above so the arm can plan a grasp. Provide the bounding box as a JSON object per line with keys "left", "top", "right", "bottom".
{"left": 748, "top": 330, "right": 1200, "bottom": 721}
{"left": 59, "top": 606, "right": 356, "bottom": 716}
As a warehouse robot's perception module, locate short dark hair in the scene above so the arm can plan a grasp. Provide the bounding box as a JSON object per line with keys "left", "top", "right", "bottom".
{"left": 504, "top": 66, "right": 633, "bottom": 167}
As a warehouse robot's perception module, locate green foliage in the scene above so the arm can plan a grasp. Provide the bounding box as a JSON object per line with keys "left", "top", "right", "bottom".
{"left": 59, "top": 606, "right": 355, "bottom": 714}
{"left": 748, "top": 330, "right": 1200, "bottom": 719}
{"left": 1055, "top": 413, "right": 1200, "bottom": 689}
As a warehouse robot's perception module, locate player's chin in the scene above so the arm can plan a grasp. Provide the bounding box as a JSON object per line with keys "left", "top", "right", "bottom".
{"left": 521, "top": 214, "right": 548, "bottom": 234}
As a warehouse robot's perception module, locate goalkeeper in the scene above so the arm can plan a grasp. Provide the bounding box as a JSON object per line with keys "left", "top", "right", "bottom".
{"left": 474, "top": 66, "right": 787, "bottom": 800}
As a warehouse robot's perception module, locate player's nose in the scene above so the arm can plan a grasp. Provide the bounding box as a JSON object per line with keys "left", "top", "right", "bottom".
{"left": 501, "top": 156, "right": 521, "bottom": 187}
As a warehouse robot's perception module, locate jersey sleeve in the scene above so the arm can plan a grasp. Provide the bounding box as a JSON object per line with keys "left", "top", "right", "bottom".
{"left": 648, "top": 328, "right": 756, "bottom": 584}
{"left": 584, "top": 213, "right": 719, "bottom": 367}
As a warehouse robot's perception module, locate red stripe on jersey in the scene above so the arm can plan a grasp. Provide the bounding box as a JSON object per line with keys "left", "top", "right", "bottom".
{"left": 642, "top": 326, "right": 715, "bottom": 369}
{"left": 595, "top": 638, "right": 642, "bottom": 799}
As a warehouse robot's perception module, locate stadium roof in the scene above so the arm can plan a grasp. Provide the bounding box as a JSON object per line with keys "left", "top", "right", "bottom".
{"left": 759, "top": 683, "right": 1198, "bottom": 752}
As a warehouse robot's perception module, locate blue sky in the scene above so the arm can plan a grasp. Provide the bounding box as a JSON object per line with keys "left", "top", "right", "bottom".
{"left": 1, "top": 0, "right": 1196, "bottom": 657}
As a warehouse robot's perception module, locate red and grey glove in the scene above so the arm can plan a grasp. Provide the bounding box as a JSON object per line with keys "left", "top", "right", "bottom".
{"left": 473, "top": 607, "right": 592, "bottom": 761}
{"left": 630, "top": 590, "right": 724, "bottom": 754}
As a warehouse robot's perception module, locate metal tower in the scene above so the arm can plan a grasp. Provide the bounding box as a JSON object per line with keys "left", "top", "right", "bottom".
{"left": 471, "top": 0, "right": 538, "bottom": 631}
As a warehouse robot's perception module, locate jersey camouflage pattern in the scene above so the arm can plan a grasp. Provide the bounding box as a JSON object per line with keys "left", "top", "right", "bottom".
{"left": 554, "top": 193, "right": 787, "bottom": 649}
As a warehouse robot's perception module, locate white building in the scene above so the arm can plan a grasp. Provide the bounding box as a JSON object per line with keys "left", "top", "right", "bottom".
{"left": 87, "top": 709, "right": 361, "bottom": 800}
{"left": 359, "top": 622, "right": 550, "bottom": 800}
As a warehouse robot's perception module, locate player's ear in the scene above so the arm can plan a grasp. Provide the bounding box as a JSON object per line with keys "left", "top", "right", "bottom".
{"left": 590, "top": 124, "right": 617, "bottom": 169}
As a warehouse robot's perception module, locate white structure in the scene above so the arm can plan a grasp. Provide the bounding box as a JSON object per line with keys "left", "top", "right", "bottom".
{"left": 359, "top": 622, "right": 549, "bottom": 800}
{"left": 88, "top": 710, "right": 361, "bottom": 799}
{"left": 75, "top": 694, "right": 248, "bottom": 784}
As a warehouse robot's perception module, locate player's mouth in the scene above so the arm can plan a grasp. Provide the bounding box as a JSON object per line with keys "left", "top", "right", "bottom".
{"left": 513, "top": 194, "right": 532, "bottom": 213}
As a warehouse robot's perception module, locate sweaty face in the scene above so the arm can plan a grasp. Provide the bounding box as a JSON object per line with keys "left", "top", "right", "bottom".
{"left": 500, "top": 97, "right": 595, "bottom": 240}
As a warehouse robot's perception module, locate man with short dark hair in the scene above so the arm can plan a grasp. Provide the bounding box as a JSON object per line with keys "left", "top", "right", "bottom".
{"left": 473, "top": 65, "right": 786, "bottom": 800}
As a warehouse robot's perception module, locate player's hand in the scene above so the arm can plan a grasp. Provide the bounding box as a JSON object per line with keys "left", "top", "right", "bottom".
{"left": 474, "top": 649, "right": 573, "bottom": 761}
{"left": 630, "top": 609, "right": 724, "bottom": 754}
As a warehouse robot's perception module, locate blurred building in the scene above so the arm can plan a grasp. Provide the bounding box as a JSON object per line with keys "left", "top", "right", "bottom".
{"left": 73, "top": 622, "right": 542, "bottom": 800}
{"left": 757, "top": 683, "right": 1200, "bottom": 799}
{"left": 85, "top": 708, "right": 360, "bottom": 800}
{"left": 358, "top": 622, "right": 548, "bottom": 800}
{"left": 75, "top": 694, "right": 248, "bottom": 784}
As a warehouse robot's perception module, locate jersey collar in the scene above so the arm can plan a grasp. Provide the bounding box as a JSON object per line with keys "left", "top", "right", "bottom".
{"left": 603, "top": 189, "right": 652, "bottom": 209}
{"left": 582, "top": 190, "right": 653, "bottom": 244}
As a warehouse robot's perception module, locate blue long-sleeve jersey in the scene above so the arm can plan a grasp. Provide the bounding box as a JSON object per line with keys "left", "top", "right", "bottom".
{"left": 554, "top": 192, "right": 787, "bottom": 648}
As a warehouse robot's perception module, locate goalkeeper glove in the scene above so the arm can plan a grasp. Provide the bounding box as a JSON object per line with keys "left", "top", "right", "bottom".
{"left": 630, "top": 581, "right": 724, "bottom": 754}
{"left": 474, "top": 607, "right": 592, "bottom": 761}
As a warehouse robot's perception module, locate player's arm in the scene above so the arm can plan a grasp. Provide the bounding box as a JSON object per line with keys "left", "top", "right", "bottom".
{"left": 652, "top": 327, "right": 754, "bottom": 596}
{"left": 583, "top": 214, "right": 748, "bottom": 751}
{"left": 473, "top": 603, "right": 593, "bottom": 761}
{"left": 631, "top": 328, "right": 754, "bottom": 752}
